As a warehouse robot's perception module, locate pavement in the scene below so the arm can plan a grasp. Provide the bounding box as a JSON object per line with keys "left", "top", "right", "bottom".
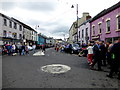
{"left": 2, "top": 48, "right": 119, "bottom": 88}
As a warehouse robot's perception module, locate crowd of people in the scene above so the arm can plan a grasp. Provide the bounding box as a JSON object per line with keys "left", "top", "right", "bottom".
{"left": 54, "top": 38, "right": 120, "bottom": 80}
{"left": 1, "top": 42, "right": 36, "bottom": 56}
{"left": 88, "top": 38, "right": 120, "bottom": 80}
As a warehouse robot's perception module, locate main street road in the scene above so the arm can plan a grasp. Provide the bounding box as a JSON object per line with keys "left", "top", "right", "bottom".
{"left": 2, "top": 48, "right": 119, "bottom": 88}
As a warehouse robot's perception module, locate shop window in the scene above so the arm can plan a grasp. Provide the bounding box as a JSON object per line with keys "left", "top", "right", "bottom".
{"left": 3, "top": 30, "right": 7, "bottom": 37}
{"left": 12, "top": 33, "right": 17, "bottom": 39}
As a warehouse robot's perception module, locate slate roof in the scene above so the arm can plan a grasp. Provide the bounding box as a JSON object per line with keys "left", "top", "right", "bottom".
{"left": 11, "top": 17, "right": 37, "bottom": 32}
{"left": 90, "top": 1, "right": 120, "bottom": 22}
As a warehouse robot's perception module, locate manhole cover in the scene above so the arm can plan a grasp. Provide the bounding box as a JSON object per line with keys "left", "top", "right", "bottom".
{"left": 41, "top": 64, "right": 71, "bottom": 74}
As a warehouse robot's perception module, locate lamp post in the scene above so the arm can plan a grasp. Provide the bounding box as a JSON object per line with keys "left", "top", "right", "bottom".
{"left": 71, "top": 4, "right": 79, "bottom": 43}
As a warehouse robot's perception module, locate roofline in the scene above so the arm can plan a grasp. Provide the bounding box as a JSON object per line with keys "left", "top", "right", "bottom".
{"left": 11, "top": 17, "right": 37, "bottom": 32}
{"left": 90, "top": 1, "right": 120, "bottom": 22}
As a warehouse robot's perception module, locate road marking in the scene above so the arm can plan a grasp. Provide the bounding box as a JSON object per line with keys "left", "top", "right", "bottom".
{"left": 33, "top": 50, "right": 45, "bottom": 56}
{"left": 41, "top": 64, "right": 71, "bottom": 74}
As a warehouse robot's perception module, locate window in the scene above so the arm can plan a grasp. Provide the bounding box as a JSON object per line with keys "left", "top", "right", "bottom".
{"left": 98, "top": 23, "right": 102, "bottom": 34}
{"left": 23, "top": 35, "right": 25, "bottom": 39}
{"left": 106, "top": 19, "right": 110, "bottom": 33}
{"left": 118, "top": 16, "right": 120, "bottom": 30}
{"left": 86, "top": 28, "right": 88, "bottom": 36}
{"left": 3, "top": 30, "right": 7, "bottom": 37}
{"left": 8, "top": 31, "right": 12, "bottom": 37}
{"left": 4, "top": 19, "right": 7, "bottom": 26}
{"left": 82, "top": 29, "right": 84, "bottom": 38}
{"left": 9, "top": 21, "right": 12, "bottom": 28}
{"left": 14, "top": 22, "right": 17, "bottom": 29}
{"left": 79, "top": 31, "right": 80, "bottom": 38}
{"left": 19, "top": 25, "right": 22, "bottom": 31}
{"left": 12, "top": 33, "right": 17, "bottom": 39}
{"left": 19, "top": 34, "right": 22, "bottom": 39}
{"left": 92, "top": 25, "right": 95, "bottom": 36}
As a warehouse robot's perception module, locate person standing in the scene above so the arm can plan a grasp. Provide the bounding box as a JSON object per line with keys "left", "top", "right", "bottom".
{"left": 32, "top": 44, "right": 36, "bottom": 53}
{"left": 99, "top": 41, "right": 107, "bottom": 66}
{"left": 105, "top": 41, "right": 113, "bottom": 67}
{"left": 25, "top": 44, "right": 29, "bottom": 56}
{"left": 12, "top": 43, "right": 16, "bottom": 55}
{"left": 19, "top": 43, "right": 22, "bottom": 55}
{"left": 107, "top": 38, "right": 120, "bottom": 79}
{"left": 21, "top": 44, "right": 25, "bottom": 55}
{"left": 41, "top": 44, "right": 45, "bottom": 52}
{"left": 90, "top": 41, "right": 102, "bottom": 71}
{"left": 87, "top": 43, "right": 93, "bottom": 65}
{"left": 56, "top": 44, "right": 59, "bottom": 52}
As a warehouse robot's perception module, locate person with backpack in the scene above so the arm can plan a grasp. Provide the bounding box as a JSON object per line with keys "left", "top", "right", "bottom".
{"left": 106, "top": 38, "right": 120, "bottom": 79}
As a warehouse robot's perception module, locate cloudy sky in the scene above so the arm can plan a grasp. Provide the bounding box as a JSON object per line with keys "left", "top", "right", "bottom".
{"left": 0, "top": 0, "right": 119, "bottom": 39}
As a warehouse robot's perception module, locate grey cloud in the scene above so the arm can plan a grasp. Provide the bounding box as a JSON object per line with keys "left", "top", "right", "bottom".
{"left": 50, "top": 26, "right": 69, "bottom": 35}
{"left": 26, "top": 19, "right": 43, "bottom": 26}
{"left": 19, "top": 2, "right": 57, "bottom": 12}
{"left": 0, "top": 1, "right": 57, "bottom": 12}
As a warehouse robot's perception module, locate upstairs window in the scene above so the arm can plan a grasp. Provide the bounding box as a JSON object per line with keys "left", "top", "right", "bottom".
{"left": 98, "top": 23, "right": 102, "bottom": 34}
{"left": 14, "top": 22, "right": 17, "bottom": 29}
{"left": 82, "top": 29, "right": 84, "bottom": 38}
{"left": 106, "top": 18, "right": 111, "bottom": 33}
{"left": 118, "top": 16, "right": 120, "bottom": 30}
{"left": 86, "top": 28, "right": 88, "bottom": 36}
{"left": 9, "top": 21, "right": 12, "bottom": 28}
{"left": 4, "top": 19, "right": 7, "bottom": 26}
{"left": 19, "top": 25, "right": 22, "bottom": 31}
{"left": 79, "top": 31, "right": 80, "bottom": 38}
{"left": 92, "top": 25, "right": 95, "bottom": 36}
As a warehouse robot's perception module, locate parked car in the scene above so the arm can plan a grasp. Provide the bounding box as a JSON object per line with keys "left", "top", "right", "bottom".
{"left": 64, "top": 43, "right": 82, "bottom": 54}
{"left": 71, "top": 43, "right": 82, "bottom": 54}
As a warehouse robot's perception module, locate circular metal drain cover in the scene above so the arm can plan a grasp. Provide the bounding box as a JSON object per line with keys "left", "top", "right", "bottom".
{"left": 41, "top": 64, "right": 71, "bottom": 74}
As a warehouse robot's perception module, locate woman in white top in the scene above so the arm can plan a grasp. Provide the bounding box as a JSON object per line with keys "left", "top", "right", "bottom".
{"left": 87, "top": 43, "right": 93, "bottom": 65}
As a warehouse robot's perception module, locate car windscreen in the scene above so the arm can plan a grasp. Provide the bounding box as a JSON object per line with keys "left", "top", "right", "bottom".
{"left": 72, "top": 44, "right": 79, "bottom": 47}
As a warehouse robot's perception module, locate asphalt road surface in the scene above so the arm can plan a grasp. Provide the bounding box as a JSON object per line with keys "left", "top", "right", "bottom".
{"left": 2, "top": 48, "right": 119, "bottom": 88}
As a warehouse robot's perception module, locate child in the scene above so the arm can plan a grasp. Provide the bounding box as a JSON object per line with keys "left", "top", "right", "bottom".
{"left": 86, "top": 43, "right": 93, "bottom": 65}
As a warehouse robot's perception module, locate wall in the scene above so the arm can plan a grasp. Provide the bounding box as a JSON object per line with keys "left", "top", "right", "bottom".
{"left": 91, "top": 7, "right": 120, "bottom": 41}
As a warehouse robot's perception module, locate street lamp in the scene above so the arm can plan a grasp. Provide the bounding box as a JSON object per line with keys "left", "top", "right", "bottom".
{"left": 71, "top": 4, "right": 79, "bottom": 43}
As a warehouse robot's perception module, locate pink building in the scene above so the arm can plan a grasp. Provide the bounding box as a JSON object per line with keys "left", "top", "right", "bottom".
{"left": 90, "top": 1, "right": 120, "bottom": 42}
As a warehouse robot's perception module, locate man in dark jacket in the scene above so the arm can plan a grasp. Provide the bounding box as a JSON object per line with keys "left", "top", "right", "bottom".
{"left": 99, "top": 41, "right": 107, "bottom": 66}
{"left": 90, "top": 41, "right": 102, "bottom": 71}
{"left": 107, "top": 38, "right": 120, "bottom": 79}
